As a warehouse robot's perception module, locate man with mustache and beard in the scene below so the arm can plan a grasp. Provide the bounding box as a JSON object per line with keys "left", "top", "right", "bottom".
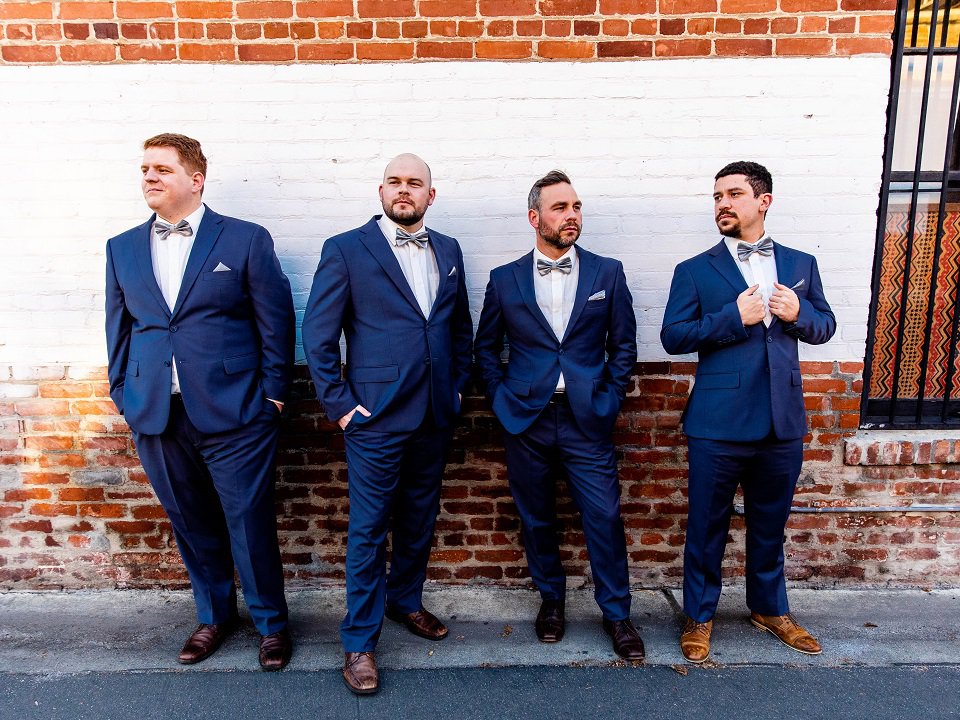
{"left": 661, "top": 161, "right": 835, "bottom": 664}
{"left": 302, "top": 154, "right": 472, "bottom": 694}
{"left": 475, "top": 170, "right": 644, "bottom": 660}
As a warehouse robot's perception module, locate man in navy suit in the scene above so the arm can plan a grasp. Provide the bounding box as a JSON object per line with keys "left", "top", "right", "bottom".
{"left": 302, "top": 154, "right": 472, "bottom": 694}
{"left": 660, "top": 161, "right": 836, "bottom": 663}
{"left": 104, "top": 134, "right": 296, "bottom": 669}
{"left": 474, "top": 171, "right": 644, "bottom": 660}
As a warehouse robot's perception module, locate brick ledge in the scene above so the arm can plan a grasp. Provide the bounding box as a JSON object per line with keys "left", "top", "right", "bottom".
{"left": 844, "top": 430, "right": 960, "bottom": 466}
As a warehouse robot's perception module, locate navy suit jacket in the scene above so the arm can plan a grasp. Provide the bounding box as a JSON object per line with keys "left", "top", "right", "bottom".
{"left": 301, "top": 216, "right": 473, "bottom": 432}
{"left": 474, "top": 247, "right": 637, "bottom": 441}
{"left": 105, "top": 206, "right": 296, "bottom": 436}
{"left": 660, "top": 240, "right": 836, "bottom": 442}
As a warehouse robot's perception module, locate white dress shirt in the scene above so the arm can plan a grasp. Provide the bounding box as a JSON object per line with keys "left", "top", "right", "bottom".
{"left": 725, "top": 234, "right": 778, "bottom": 327}
{"left": 533, "top": 245, "right": 579, "bottom": 391}
{"left": 151, "top": 204, "right": 205, "bottom": 394}
{"left": 378, "top": 214, "right": 440, "bottom": 318}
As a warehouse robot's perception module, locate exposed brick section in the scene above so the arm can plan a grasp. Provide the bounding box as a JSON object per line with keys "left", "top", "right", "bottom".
{"left": 0, "top": 0, "right": 895, "bottom": 63}
{"left": 2, "top": 362, "right": 959, "bottom": 590}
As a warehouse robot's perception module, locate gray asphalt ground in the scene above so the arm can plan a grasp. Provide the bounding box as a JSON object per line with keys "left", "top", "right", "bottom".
{"left": 1, "top": 587, "right": 958, "bottom": 719}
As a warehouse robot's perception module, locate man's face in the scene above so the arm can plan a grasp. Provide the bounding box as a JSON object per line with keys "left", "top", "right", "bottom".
{"left": 530, "top": 182, "right": 582, "bottom": 252}
{"left": 141, "top": 146, "right": 203, "bottom": 221}
{"left": 713, "top": 174, "right": 770, "bottom": 240}
{"left": 379, "top": 156, "right": 435, "bottom": 229}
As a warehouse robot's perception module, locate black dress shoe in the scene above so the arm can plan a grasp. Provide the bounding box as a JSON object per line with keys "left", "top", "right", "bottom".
{"left": 177, "top": 618, "right": 238, "bottom": 665}
{"left": 259, "top": 628, "right": 292, "bottom": 671}
{"left": 602, "top": 618, "right": 645, "bottom": 661}
{"left": 535, "top": 599, "right": 565, "bottom": 643}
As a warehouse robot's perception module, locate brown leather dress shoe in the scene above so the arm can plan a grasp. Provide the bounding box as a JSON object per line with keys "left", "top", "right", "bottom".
{"left": 602, "top": 618, "right": 646, "bottom": 661}
{"left": 343, "top": 651, "right": 379, "bottom": 695}
{"left": 535, "top": 599, "right": 565, "bottom": 643}
{"left": 749, "top": 612, "right": 822, "bottom": 655}
{"left": 258, "top": 628, "right": 292, "bottom": 671}
{"left": 680, "top": 617, "right": 713, "bottom": 664}
{"left": 177, "top": 619, "right": 237, "bottom": 665}
{"left": 385, "top": 605, "right": 449, "bottom": 641}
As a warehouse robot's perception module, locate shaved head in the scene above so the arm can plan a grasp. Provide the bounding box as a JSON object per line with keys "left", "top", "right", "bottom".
{"left": 383, "top": 153, "right": 432, "bottom": 187}
{"left": 379, "top": 153, "right": 436, "bottom": 229}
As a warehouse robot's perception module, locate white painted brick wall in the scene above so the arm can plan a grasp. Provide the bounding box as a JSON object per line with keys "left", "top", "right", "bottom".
{"left": 0, "top": 58, "right": 888, "bottom": 365}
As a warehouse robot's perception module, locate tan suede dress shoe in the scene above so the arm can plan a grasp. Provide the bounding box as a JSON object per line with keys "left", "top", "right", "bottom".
{"left": 750, "top": 612, "right": 822, "bottom": 655}
{"left": 385, "top": 606, "right": 449, "bottom": 641}
{"left": 343, "top": 651, "right": 379, "bottom": 695}
{"left": 680, "top": 617, "right": 713, "bottom": 664}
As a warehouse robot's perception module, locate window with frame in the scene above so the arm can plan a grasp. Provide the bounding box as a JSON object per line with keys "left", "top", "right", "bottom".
{"left": 863, "top": 0, "right": 960, "bottom": 428}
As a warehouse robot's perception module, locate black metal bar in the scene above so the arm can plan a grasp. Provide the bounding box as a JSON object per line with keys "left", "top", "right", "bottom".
{"left": 890, "top": 0, "right": 943, "bottom": 425}
{"left": 917, "top": 26, "right": 960, "bottom": 423}
{"left": 941, "top": 0, "right": 953, "bottom": 47}
{"left": 862, "top": 0, "right": 914, "bottom": 427}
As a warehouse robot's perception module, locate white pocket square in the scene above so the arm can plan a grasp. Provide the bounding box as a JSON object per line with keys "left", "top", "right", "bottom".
{"left": 588, "top": 290, "right": 606, "bottom": 301}
{"left": 213, "top": 262, "right": 231, "bottom": 272}
{"left": 448, "top": 266, "right": 457, "bottom": 277}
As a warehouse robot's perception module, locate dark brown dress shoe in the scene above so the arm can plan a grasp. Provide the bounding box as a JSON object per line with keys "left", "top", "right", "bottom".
{"left": 602, "top": 618, "right": 646, "bottom": 661}
{"left": 177, "top": 619, "right": 238, "bottom": 665}
{"left": 343, "top": 651, "right": 379, "bottom": 695}
{"left": 385, "top": 605, "right": 449, "bottom": 641}
{"left": 258, "top": 628, "right": 292, "bottom": 671}
{"left": 535, "top": 599, "right": 565, "bottom": 643}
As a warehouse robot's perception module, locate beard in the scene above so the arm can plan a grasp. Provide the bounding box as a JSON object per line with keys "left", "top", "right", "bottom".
{"left": 384, "top": 198, "right": 427, "bottom": 227}
{"left": 539, "top": 219, "right": 581, "bottom": 250}
{"left": 716, "top": 213, "right": 741, "bottom": 238}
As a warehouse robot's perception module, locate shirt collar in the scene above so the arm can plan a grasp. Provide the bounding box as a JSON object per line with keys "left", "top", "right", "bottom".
{"left": 533, "top": 244, "right": 577, "bottom": 269}
{"left": 378, "top": 213, "right": 427, "bottom": 247}
{"left": 157, "top": 203, "right": 205, "bottom": 236}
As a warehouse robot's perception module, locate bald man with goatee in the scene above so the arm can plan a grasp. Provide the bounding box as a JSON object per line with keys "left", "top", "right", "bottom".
{"left": 303, "top": 154, "right": 473, "bottom": 694}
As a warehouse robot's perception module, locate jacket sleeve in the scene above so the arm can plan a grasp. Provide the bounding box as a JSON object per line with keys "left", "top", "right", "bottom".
{"left": 301, "top": 238, "right": 359, "bottom": 422}
{"left": 605, "top": 261, "right": 637, "bottom": 400}
{"left": 783, "top": 256, "right": 837, "bottom": 345}
{"left": 451, "top": 244, "right": 474, "bottom": 398}
{"left": 247, "top": 225, "right": 296, "bottom": 402}
{"left": 104, "top": 239, "right": 131, "bottom": 415}
{"left": 660, "top": 262, "right": 750, "bottom": 355}
{"left": 474, "top": 273, "right": 506, "bottom": 399}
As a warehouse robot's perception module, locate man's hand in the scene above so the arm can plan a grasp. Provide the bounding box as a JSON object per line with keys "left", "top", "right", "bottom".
{"left": 737, "top": 284, "right": 765, "bottom": 326}
{"left": 338, "top": 404, "right": 371, "bottom": 430}
{"left": 770, "top": 282, "right": 800, "bottom": 323}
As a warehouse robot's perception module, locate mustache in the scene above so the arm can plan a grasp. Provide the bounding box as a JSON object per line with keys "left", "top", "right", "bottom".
{"left": 716, "top": 211, "right": 737, "bottom": 220}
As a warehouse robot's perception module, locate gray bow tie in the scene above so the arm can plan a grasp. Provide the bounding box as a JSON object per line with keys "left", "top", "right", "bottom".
{"left": 737, "top": 237, "right": 773, "bottom": 262}
{"left": 537, "top": 257, "right": 573, "bottom": 276}
{"left": 154, "top": 219, "right": 193, "bottom": 241}
{"left": 396, "top": 228, "right": 429, "bottom": 249}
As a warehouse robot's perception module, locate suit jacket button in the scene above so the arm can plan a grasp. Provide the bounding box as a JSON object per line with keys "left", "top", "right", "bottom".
{"left": 766, "top": 336, "right": 773, "bottom": 343}
{"left": 425, "top": 358, "right": 431, "bottom": 365}
{"left": 163, "top": 360, "right": 171, "bottom": 367}
{"left": 169, "top": 325, "right": 179, "bottom": 333}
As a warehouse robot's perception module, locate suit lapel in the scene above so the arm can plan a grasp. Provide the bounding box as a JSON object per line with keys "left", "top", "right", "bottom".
{"left": 358, "top": 217, "right": 423, "bottom": 315}
{"left": 171, "top": 206, "right": 221, "bottom": 317}
{"left": 134, "top": 215, "right": 172, "bottom": 318}
{"left": 512, "top": 252, "right": 556, "bottom": 339}
{"left": 426, "top": 230, "right": 453, "bottom": 321}
{"left": 562, "top": 247, "right": 601, "bottom": 342}
{"left": 708, "top": 240, "right": 749, "bottom": 294}
{"left": 770, "top": 240, "right": 798, "bottom": 328}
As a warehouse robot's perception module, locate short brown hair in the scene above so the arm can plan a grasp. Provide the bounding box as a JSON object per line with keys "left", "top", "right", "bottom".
{"left": 528, "top": 170, "right": 572, "bottom": 211}
{"left": 143, "top": 133, "right": 207, "bottom": 177}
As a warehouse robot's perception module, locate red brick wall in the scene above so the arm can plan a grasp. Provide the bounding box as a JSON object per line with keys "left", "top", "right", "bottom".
{"left": 3, "top": 361, "right": 959, "bottom": 590}
{"left": 0, "top": 0, "right": 894, "bottom": 63}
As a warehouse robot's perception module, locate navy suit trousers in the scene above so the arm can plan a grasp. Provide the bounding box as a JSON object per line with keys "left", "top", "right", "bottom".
{"left": 683, "top": 435, "right": 802, "bottom": 622}
{"left": 133, "top": 395, "right": 288, "bottom": 636}
{"left": 340, "top": 413, "right": 451, "bottom": 652}
{"left": 504, "top": 400, "right": 631, "bottom": 621}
